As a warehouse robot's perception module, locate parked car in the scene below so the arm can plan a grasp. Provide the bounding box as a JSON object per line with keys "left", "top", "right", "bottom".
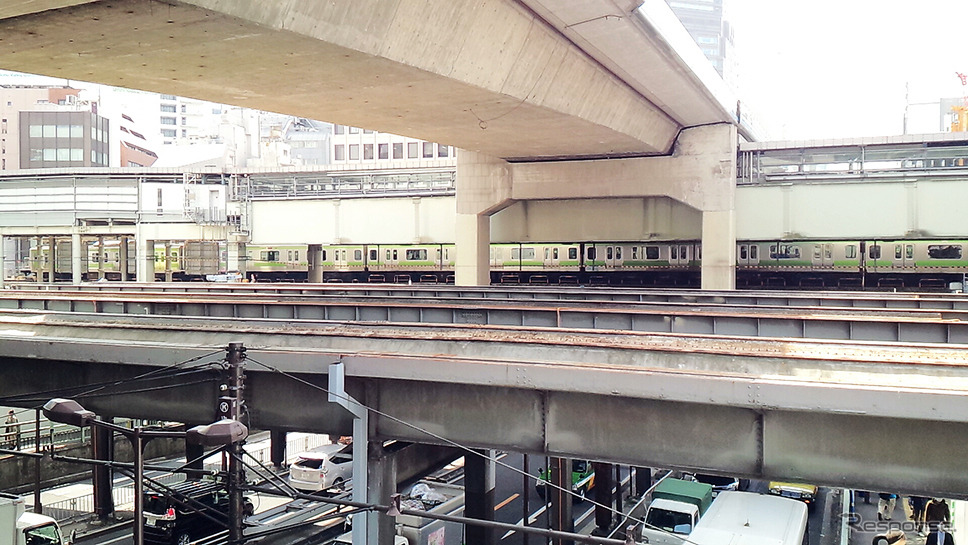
{"left": 288, "top": 443, "right": 354, "bottom": 492}
{"left": 687, "top": 473, "right": 740, "bottom": 496}
{"left": 143, "top": 479, "right": 253, "bottom": 545}
{"left": 768, "top": 481, "right": 819, "bottom": 508}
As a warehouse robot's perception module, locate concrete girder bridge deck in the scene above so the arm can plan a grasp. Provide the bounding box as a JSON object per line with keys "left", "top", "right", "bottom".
{"left": 0, "top": 306, "right": 966, "bottom": 499}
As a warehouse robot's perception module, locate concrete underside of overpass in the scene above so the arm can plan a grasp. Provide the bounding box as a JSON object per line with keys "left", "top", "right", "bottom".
{"left": 1, "top": 310, "right": 967, "bottom": 498}
{"left": 0, "top": 0, "right": 689, "bottom": 160}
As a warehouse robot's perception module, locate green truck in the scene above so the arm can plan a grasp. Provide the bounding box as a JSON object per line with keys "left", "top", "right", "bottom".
{"left": 643, "top": 478, "right": 714, "bottom": 541}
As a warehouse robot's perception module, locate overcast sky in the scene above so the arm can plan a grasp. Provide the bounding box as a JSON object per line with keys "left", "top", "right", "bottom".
{"left": 728, "top": 0, "right": 968, "bottom": 140}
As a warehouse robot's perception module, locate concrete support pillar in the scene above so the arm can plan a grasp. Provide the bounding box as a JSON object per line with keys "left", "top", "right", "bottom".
{"left": 367, "top": 442, "right": 398, "bottom": 545}
{"left": 96, "top": 236, "right": 105, "bottom": 280}
{"left": 71, "top": 233, "right": 83, "bottom": 284}
{"left": 455, "top": 150, "right": 512, "bottom": 287}
{"left": 0, "top": 234, "right": 6, "bottom": 288}
{"left": 164, "top": 241, "right": 173, "bottom": 282}
{"left": 455, "top": 213, "right": 491, "bottom": 286}
{"left": 119, "top": 237, "right": 130, "bottom": 281}
{"left": 549, "top": 457, "right": 574, "bottom": 545}
{"left": 701, "top": 209, "right": 736, "bottom": 290}
{"left": 46, "top": 237, "right": 55, "bottom": 283}
{"left": 464, "top": 449, "right": 496, "bottom": 545}
{"left": 139, "top": 239, "right": 154, "bottom": 282}
{"left": 307, "top": 244, "right": 323, "bottom": 283}
{"left": 227, "top": 242, "right": 246, "bottom": 276}
{"left": 269, "top": 430, "right": 286, "bottom": 468}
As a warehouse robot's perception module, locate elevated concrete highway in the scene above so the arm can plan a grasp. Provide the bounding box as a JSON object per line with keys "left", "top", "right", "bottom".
{"left": 1, "top": 307, "right": 967, "bottom": 498}
{"left": 0, "top": 0, "right": 741, "bottom": 288}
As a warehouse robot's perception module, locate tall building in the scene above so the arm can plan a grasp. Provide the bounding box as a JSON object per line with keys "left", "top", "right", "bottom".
{"left": 0, "top": 85, "right": 109, "bottom": 170}
{"left": 331, "top": 125, "right": 455, "bottom": 169}
{"left": 665, "top": 0, "right": 737, "bottom": 87}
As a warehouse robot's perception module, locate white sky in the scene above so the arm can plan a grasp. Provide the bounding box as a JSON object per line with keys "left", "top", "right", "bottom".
{"left": 728, "top": 0, "right": 968, "bottom": 140}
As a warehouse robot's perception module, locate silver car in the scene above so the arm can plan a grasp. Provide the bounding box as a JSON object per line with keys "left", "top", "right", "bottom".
{"left": 288, "top": 443, "right": 353, "bottom": 492}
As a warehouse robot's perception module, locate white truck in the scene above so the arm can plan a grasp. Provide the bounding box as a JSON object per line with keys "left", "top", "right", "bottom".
{"left": 0, "top": 493, "right": 66, "bottom": 545}
{"left": 638, "top": 478, "right": 713, "bottom": 545}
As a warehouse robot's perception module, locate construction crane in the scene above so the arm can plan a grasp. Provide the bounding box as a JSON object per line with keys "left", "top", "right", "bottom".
{"left": 952, "top": 72, "right": 968, "bottom": 132}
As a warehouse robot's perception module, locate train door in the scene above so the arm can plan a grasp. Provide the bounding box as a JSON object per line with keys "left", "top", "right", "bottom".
{"left": 603, "top": 245, "right": 619, "bottom": 268}
{"left": 738, "top": 243, "right": 761, "bottom": 266}
{"left": 334, "top": 248, "right": 348, "bottom": 270}
{"left": 891, "top": 242, "right": 915, "bottom": 270}
{"left": 669, "top": 243, "right": 690, "bottom": 266}
{"left": 544, "top": 246, "right": 561, "bottom": 268}
{"left": 811, "top": 243, "right": 834, "bottom": 269}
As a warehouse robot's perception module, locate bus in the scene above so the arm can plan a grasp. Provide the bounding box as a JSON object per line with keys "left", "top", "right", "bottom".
{"left": 686, "top": 490, "right": 808, "bottom": 545}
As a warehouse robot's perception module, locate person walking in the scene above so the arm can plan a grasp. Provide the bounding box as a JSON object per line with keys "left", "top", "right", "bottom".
{"left": 3, "top": 410, "right": 20, "bottom": 449}
{"left": 911, "top": 495, "right": 930, "bottom": 535}
{"left": 878, "top": 493, "right": 898, "bottom": 521}
{"left": 926, "top": 524, "right": 955, "bottom": 545}
{"left": 926, "top": 498, "right": 952, "bottom": 532}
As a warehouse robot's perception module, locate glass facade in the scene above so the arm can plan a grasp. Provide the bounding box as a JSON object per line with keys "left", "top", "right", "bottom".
{"left": 20, "top": 111, "right": 109, "bottom": 168}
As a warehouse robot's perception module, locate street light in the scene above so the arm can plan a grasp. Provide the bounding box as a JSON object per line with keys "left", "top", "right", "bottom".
{"left": 43, "top": 399, "right": 247, "bottom": 545}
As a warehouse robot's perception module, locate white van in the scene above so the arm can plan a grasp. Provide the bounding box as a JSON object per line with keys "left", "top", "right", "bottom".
{"left": 686, "top": 491, "right": 808, "bottom": 545}
{"left": 288, "top": 443, "right": 353, "bottom": 492}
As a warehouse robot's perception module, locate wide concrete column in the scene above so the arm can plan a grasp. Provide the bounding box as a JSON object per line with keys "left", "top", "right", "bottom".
{"left": 455, "top": 150, "right": 512, "bottom": 287}
{"left": 367, "top": 442, "right": 398, "bottom": 545}
{"left": 307, "top": 244, "right": 323, "bottom": 283}
{"left": 695, "top": 124, "right": 737, "bottom": 290}
{"left": 226, "top": 242, "right": 246, "bottom": 276}
{"left": 701, "top": 209, "right": 736, "bottom": 289}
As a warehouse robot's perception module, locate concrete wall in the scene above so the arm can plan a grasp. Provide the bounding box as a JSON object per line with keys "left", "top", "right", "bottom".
{"left": 736, "top": 179, "right": 968, "bottom": 240}
{"left": 490, "top": 197, "right": 701, "bottom": 242}
{"left": 250, "top": 197, "right": 456, "bottom": 245}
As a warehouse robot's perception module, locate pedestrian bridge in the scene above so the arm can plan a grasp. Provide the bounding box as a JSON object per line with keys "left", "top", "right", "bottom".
{"left": 1, "top": 286, "right": 967, "bottom": 498}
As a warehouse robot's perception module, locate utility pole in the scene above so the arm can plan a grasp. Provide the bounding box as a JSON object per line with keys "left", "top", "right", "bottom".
{"left": 223, "top": 342, "right": 246, "bottom": 544}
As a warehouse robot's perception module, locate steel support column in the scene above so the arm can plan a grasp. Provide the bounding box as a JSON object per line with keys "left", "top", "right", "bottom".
{"left": 464, "top": 448, "right": 496, "bottom": 545}
{"left": 550, "top": 457, "right": 573, "bottom": 545}
{"left": 92, "top": 422, "right": 114, "bottom": 519}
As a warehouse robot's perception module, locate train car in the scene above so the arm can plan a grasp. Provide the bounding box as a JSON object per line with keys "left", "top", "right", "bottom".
{"left": 246, "top": 244, "right": 311, "bottom": 280}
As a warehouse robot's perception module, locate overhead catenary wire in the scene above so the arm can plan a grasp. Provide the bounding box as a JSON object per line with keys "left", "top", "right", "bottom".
{"left": 243, "top": 355, "right": 662, "bottom": 539}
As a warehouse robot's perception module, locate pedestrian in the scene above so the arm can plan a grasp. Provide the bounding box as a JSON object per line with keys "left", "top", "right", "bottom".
{"left": 926, "top": 498, "right": 951, "bottom": 532}
{"left": 4, "top": 410, "right": 20, "bottom": 449}
{"left": 926, "top": 524, "right": 955, "bottom": 545}
{"left": 911, "top": 495, "right": 930, "bottom": 535}
{"left": 878, "top": 492, "right": 897, "bottom": 521}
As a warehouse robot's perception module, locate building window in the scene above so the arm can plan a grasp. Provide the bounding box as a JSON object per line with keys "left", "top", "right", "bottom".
{"left": 160, "top": 104, "right": 176, "bottom": 113}
{"left": 363, "top": 129, "right": 373, "bottom": 134}
{"left": 181, "top": 117, "right": 187, "bottom": 125}
{"left": 349, "top": 144, "right": 359, "bottom": 160}
{"left": 181, "top": 105, "right": 187, "bottom": 113}
{"left": 392, "top": 143, "right": 403, "bottom": 159}
{"left": 378, "top": 143, "right": 388, "bottom": 160}
{"left": 422, "top": 142, "right": 434, "bottom": 158}
{"left": 407, "top": 142, "right": 418, "bottom": 158}
{"left": 334, "top": 144, "right": 345, "bottom": 161}
{"left": 161, "top": 129, "right": 176, "bottom": 138}
{"left": 349, "top": 127, "right": 359, "bottom": 134}
{"left": 334, "top": 125, "right": 345, "bottom": 135}
{"left": 160, "top": 117, "right": 176, "bottom": 125}
{"left": 438, "top": 144, "right": 449, "bottom": 158}
{"left": 363, "top": 144, "right": 373, "bottom": 160}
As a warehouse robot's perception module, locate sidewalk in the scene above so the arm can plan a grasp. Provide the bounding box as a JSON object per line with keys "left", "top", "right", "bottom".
{"left": 849, "top": 494, "right": 922, "bottom": 545}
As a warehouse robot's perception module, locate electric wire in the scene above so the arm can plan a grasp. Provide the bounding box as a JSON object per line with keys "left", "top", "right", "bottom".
{"left": 244, "top": 355, "right": 658, "bottom": 537}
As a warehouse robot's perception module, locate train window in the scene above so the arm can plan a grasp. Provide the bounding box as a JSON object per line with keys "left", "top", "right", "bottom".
{"left": 928, "top": 245, "right": 962, "bottom": 259}
{"left": 824, "top": 245, "right": 832, "bottom": 260}
{"left": 697, "top": 246, "right": 701, "bottom": 260}
{"left": 671, "top": 246, "right": 678, "bottom": 260}
{"left": 906, "top": 245, "right": 914, "bottom": 259}
{"left": 444, "top": 248, "right": 450, "bottom": 260}
{"left": 369, "top": 249, "right": 377, "bottom": 261}
{"left": 553, "top": 248, "right": 559, "bottom": 259}
{"left": 646, "top": 246, "right": 659, "bottom": 260}
{"left": 321, "top": 250, "right": 327, "bottom": 261}
{"left": 616, "top": 247, "right": 622, "bottom": 260}
{"left": 750, "top": 245, "right": 758, "bottom": 260}
{"left": 288, "top": 251, "right": 293, "bottom": 261}
{"left": 295, "top": 251, "right": 300, "bottom": 261}
{"left": 740, "top": 245, "right": 748, "bottom": 260}
{"left": 393, "top": 250, "right": 398, "bottom": 260}
{"left": 679, "top": 246, "right": 688, "bottom": 259}
{"left": 606, "top": 247, "right": 613, "bottom": 260}
{"left": 568, "top": 248, "right": 578, "bottom": 260}
{"left": 261, "top": 251, "right": 280, "bottom": 261}
{"left": 587, "top": 247, "right": 597, "bottom": 260}
{"left": 436, "top": 248, "right": 441, "bottom": 259}
{"left": 386, "top": 250, "right": 391, "bottom": 261}
{"left": 869, "top": 245, "right": 881, "bottom": 259}
{"left": 406, "top": 249, "right": 427, "bottom": 260}
{"left": 632, "top": 247, "right": 638, "bottom": 259}
{"left": 895, "top": 245, "right": 902, "bottom": 259}
{"left": 544, "top": 248, "right": 549, "bottom": 260}
{"left": 846, "top": 245, "right": 856, "bottom": 259}
{"left": 813, "top": 245, "right": 821, "bottom": 259}
{"left": 354, "top": 250, "right": 362, "bottom": 261}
